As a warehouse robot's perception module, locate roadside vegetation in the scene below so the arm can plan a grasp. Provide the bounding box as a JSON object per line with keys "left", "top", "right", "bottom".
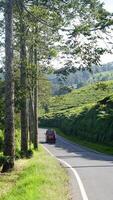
{"left": 0, "top": 146, "right": 69, "bottom": 200}
{"left": 40, "top": 81, "right": 113, "bottom": 152}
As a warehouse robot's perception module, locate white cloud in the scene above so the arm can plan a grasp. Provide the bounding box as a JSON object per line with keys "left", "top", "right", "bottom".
{"left": 100, "top": 0, "right": 113, "bottom": 13}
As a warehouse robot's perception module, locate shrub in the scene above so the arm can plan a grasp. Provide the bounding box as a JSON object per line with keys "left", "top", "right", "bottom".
{"left": 40, "top": 81, "right": 113, "bottom": 146}
{"left": 19, "top": 149, "right": 34, "bottom": 159}
{"left": 15, "top": 150, "right": 21, "bottom": 160}
{"left": 40, "top": 99, "right": 113, "bottom": 145}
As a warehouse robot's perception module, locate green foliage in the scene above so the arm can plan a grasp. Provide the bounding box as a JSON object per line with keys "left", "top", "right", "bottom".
{"left": 47, "top": 80, "right": 113, "bottom": 113}
{"left": 15, "top": 129, "right": 21, "bottom": 152}
{"left": 19, "top": 149, "right": 34, "bottom": 159}
{"left": 0, "top": 128, "right": 21, "bottom": 156}
{"left": 40, "top": 80, "right": 113, "bottom": 145}
{"left": 94, "top": 82, "right": 108, "bottom": 90}
{"left": 54, "top": 62, "right": 113, "bottom": 91}
{"left": 38, "top": 73, "right": 52, "bottom": 112}
{"left": 49, "top": 48, "right": 58, "bottom": 58}
{"left": 55, "top": 128, "right": 113, "bottom": 155}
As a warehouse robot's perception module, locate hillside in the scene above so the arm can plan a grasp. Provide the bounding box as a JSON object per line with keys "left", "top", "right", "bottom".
{"left": 48, "top": 80, "right": 113, "bottom": 112}
{"left": 40, "top": 80, "right": 113, "bottom": 146}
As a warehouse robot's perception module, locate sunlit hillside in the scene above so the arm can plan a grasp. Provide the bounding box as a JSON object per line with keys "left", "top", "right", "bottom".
{"left": 40, "top": 80, "right": 113, "bottom": 146}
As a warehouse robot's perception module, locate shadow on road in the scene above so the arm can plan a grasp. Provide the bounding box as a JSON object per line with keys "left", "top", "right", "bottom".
{"left": 54, "top": 136, "right": 113, "bottom": 163}
{"left": 39, "top": 128, "right": 113, "bottom": 164}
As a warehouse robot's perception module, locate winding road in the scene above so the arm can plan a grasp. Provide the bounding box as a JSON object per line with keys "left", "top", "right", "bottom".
{"left": 39, "top": 128, "right": 113, "bottom": 200}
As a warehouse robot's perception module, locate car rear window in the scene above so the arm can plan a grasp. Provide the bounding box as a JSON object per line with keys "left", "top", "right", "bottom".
{"left": 47, "top": 130, "right": 55, "bottom": 135}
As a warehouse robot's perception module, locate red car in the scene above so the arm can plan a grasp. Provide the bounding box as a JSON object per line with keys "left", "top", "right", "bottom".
{"left": 45, "top": 129, "right": 56, "bottom": 144}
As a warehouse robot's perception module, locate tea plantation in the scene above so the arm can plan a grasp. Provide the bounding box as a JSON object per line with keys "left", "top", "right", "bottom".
{"left": 40, "top": 81, "right": 113, "bottom": 146}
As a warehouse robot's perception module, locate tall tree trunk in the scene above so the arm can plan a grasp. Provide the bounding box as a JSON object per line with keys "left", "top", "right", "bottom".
{"left": 28, "top": 46, "right": 34, "bottom": 147}
{"left": 19, "top": 0, "right": 28, "bottom": 155}
{"left": 34, "top": 46, "right": 38, "bottom": 149}
{"left": 29, "top": 95, "right": 34, "bottom": 143}
{"left": 2, "top": 0, "right": 15, "bottom": 172}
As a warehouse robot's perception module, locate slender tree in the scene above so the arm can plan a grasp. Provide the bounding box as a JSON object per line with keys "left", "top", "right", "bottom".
{"left": 19, "top": 0, "right": 28, "bottom": 155}
{"left": 2, "top": 0, "right": 15, "bottom": 172}
{"left": 28, "top": 45, "right": 35, "bottom": 147}
{"left": 34, "top": 43, "right": 38, "bottom": 149}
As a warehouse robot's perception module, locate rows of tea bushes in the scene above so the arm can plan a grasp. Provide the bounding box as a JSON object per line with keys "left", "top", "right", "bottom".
{"left": 40, "top": 81, "right": 113, "bottom": 145}
{"left": 48, "top": 81, "right": 113, "bottom": 113}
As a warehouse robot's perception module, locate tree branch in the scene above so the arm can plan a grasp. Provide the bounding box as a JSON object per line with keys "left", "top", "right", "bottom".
{"left": 16, "top": 0, "right": 54, "bottom": 28}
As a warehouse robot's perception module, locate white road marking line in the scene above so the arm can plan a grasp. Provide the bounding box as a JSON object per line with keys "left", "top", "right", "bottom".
{"left": 42, "top": 144, "right": 89, "bottom": 200}
{"left": 42, "top": 144, "right": 54, "bottom": 157}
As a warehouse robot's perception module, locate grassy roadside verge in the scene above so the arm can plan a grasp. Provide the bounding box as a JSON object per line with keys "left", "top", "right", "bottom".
{"left": 0, "top": 146, "right": 70, "bottom": 200}
{"left": 55, "top": 128, "right": 113, "bottom": 155}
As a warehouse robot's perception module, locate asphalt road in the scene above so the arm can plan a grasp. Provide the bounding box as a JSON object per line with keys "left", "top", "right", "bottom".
{"left": 39, "top": 128, "right": 113, "bottom": 200}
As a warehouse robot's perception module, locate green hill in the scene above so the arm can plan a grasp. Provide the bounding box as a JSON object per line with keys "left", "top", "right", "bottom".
{"left": 48, "top": 81, "right": 113, "bottom": 112}
{"left": 40, "top": 80, "right": 113, "bottom": 146}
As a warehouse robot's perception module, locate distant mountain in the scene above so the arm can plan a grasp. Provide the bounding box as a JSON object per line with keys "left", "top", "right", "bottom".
{"left": 48, "top": 62, "right": 113, "bottom": 95}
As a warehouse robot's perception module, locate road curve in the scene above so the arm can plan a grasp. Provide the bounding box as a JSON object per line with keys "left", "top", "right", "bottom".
{"left": 39, "top": 128, "right": 113, "bottom": 200}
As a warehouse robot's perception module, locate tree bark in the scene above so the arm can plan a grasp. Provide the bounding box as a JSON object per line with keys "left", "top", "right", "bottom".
{"left": 19, "top": 0, "right": 28, "bottom": 155}
{"left": 29, "top": 94, "right": 34, "bottom": 146}
{"left": 2, "top": 0, "right": 15, "bottom": 173}
{"left": 34, "top": 46, "right": 38, "bottom": 149}
{"left": 28, "top": 45, "right": 34, "bottom": 147}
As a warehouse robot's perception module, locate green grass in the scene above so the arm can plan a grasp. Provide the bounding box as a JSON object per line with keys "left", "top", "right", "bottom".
{"left": 55, "top": 128, "right": 113, "bottom": 155}
{"left": 0, "top": 146, "right": 69, "bottom": 200}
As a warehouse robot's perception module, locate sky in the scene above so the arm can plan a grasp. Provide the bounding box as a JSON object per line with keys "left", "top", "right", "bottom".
{"left": 52, "top": 0, "right": 113, "bottom": 68}
{"left": 0, "top": 0, "right": 113, "bottom": 68}
{"left": 99, "top": 0, "right": 113, "bottom": 63}
{"left": 53, "top": 0, "right": 113, "bottom": 68}
{"left": 53, "top": 0, "right": 113, "bottom": 67}
{"left": 101, "top": 0, "right": 113, "bottom": 13}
